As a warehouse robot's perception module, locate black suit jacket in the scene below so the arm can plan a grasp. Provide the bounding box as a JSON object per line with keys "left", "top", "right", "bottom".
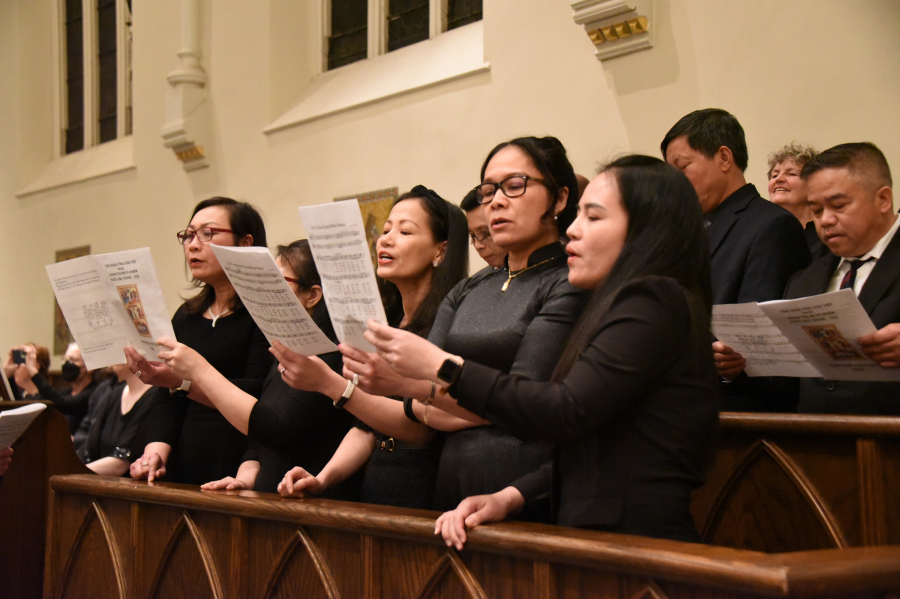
{"left": 452, "top": 277, "right": 719, "bottom": 542}
{"left": 707, "top": 183, "right": 811, "bottom": 304}
{"left": 781, "top": 223, "right": 900, "bottom": 415}
{"left": 709, "top": 184, "right": 811, "bottom": 410}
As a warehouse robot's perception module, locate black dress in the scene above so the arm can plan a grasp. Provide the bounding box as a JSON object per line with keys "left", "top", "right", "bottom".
{"left": 80, "top": 382, "right": 156, "bottom": 466}
{"left": 429, "top": 242, "right": 586, "bottom": 520}
{"left": 243, "top": 355, "right": 360, "bottom": 497}
{"left": 452, "top": 277, "right": 719, "bottom": 542}
{"left": 142, "top": 305, "right": 273, "bottom": 485}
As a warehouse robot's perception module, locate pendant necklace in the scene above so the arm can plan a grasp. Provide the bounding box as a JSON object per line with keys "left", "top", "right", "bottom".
{"left": 501, "top": 256, "right": 560, "bottom": 292}
{"left": 207, "top": 304, "right": 231, "bottom": 327}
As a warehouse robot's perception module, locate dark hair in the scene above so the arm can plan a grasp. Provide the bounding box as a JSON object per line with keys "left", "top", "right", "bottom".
{"left": 378, "top": 185, "right": 469, "bottom": 337}
{"left": 800, "top": 142, "right": 893, "bottom": 190}
{"left": 553, "top": 155, "right": 713, "bottom": 380}
{"left": 660, "top": 108, "right": 749, "bottom": 172}
{"left": 480, "top": 136, "right": 579, "bottom": 236}
{"left": 275, "top": 240, "right": 336, "bottom": 342}
{"left": 460, "top": 189, "right": 480, "bottom": 213}
{"left": 182, "top": 197, "right": 268, "bottom": 315}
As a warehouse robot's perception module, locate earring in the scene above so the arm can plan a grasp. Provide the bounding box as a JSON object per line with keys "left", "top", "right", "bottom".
{"left": 432, "top": 260, "right": 439, "bottom": 268}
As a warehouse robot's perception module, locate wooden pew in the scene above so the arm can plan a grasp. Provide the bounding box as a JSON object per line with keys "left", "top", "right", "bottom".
{"left": 44, "top": 474, "right": 900, "bottom": 599}
{"left": 0, "top": 401, "right": 91, "bottom": 599}
{"left": 694, "top": 412, "right": 900, "bottom": 551}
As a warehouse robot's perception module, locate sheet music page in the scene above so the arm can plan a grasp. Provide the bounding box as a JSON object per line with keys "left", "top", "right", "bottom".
{"left": 758, "top": 289, "right": 900, "bottom": 382}
{"left": 46, "top": 248, "right": 174, "bottom": 370}
{"left": 712, "top": 303, "right": 821, "bottom": 377}
{"left": 298, "top": 200, "right": 387, "bottom": 352}
{"left": 0, "top": 403, "right": 46, "bottom": 448}
{"left": 210, "top": 245, "right": 337, "bottom": 356}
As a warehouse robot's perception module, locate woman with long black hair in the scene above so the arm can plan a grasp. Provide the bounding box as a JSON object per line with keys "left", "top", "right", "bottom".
{"left": 366, "top": 156, "right": 719, "bottom": 545}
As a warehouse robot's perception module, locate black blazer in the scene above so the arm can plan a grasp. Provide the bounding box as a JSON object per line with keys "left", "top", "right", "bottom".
{"left": 709, "top": 184, "right": 811, "bottom": 410}
{"left": 781, "top": 223, "right": 900, "bottom": 415}
{"left": 452, "top": 277, "right": 719, "bottom": 542}
{"left": 707, "top": 184, "right": 811, "bottom": 305}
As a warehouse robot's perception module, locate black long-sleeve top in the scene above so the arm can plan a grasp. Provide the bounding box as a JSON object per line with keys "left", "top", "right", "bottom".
{"left": 428, "top": 242, "right": 587, "bottom": 518}
{"left": 29, "top": 373, "right": 98, "bottom": 435}
{"left": 242, "top": 354, "right": 359, "bottom": 496}
{"left": 142, "top": 304, "right": 273, "bottom": 485}
{"left": 81, "top": 382, "right": 156, "bottom": 466}
{"left": 451, "top": 277, "right": 719, "bottom": 542}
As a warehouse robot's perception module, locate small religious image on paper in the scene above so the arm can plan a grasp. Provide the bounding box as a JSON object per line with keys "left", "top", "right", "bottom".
{"left": 117, "top": 284, "right": 152, "bottom": 338}
{"left": 802, "top": 324, "right": 866, "bottom": 360}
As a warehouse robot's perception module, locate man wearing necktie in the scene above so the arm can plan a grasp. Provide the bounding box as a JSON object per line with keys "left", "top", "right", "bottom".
{"left": 716, "top": 142, "right": 900, "bottom": 414}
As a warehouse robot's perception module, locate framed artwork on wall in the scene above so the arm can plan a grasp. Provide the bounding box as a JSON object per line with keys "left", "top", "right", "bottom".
{"left": 52, "top": 245, "right": 91, "bottom": 355}
{"left": 334, "top": 187, "right": 398, "bottom": 268}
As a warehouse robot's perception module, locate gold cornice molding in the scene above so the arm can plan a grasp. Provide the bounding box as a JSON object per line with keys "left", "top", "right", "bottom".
{"left": 572, "top": 0, "right": 654, "bottom": 61}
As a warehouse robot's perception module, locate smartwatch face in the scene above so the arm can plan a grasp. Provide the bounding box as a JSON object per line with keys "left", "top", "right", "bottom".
{"left": 438, "top": 359, "right": 461, "bottom": 385}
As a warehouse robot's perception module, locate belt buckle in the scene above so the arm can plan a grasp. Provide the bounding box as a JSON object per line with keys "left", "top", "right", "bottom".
{"left": 380, "top": 438, "right": 395, "bottom": 452}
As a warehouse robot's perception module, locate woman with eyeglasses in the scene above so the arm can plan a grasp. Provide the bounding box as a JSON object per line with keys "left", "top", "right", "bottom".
{"left": 145, "top": 240, "right": 360, "bottom": 496}
{"left": 365, "top": 156, "right": 719, "bottom": 546}
{"left": 269, "top": 187, "right": 469, "bottom": 509}
{"left": 126, "top": 197, "right": 273, "bottom": 485}
{"left": 276, "top": 137, "right": 585, "bottom": 522}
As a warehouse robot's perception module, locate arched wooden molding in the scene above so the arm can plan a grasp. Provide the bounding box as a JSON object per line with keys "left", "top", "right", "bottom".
{"left": 262, "top": 527, "right": 342, "bottom": 599}
{"left": 413, "top": 550, "right": 488, "bottom": 599}
{"left": 629, "top": 580, "right": 671, "bottom": 599}
{"left": 701, "top": 440, "right": 849, "bottom": 549}
{"left": 57, "top": 501, "right": 127, "bottom": 599}
{"left": 148, "top": 511, "right": 224, "bottom": 599}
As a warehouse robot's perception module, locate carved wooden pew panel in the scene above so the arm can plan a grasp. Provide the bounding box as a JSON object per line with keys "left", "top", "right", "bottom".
{"left": 45, "top": 475, "right": 900, "bottom": 599}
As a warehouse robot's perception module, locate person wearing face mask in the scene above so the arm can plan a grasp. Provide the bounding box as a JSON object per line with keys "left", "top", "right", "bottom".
{"left": 10, "top": 343, "right": 97, "bottom": 435}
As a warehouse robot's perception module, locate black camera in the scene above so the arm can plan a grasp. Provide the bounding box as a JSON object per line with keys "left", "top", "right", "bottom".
{"left": 12, "top": 349, "right": 26, "bottom": 364}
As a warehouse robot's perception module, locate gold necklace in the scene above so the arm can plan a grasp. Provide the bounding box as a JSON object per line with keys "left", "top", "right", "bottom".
{"left": 501, "top": 256, "right": 561, "bottom": 291}
{"left": 206, "top": 303, "right": 231, "bottom": 327}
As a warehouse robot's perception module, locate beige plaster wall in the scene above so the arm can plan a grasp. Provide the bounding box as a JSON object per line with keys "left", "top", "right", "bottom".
{"left": 1, "top": 0, "right": 899, "bottom": 366}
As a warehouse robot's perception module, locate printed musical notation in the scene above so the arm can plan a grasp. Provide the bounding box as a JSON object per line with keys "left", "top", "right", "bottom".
{"left": 210, "top": 246, "right": 338, "bottom": 356}
{"left": 299, "top": 200, "right": 388, "bottom": 353}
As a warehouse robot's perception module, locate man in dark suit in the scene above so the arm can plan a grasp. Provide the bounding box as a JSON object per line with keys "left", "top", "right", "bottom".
{"left": 662, "top": 109, "right": 811, "bottom": 410}
{"left": 715, "top": 142, "right": 900, "bottom": 414}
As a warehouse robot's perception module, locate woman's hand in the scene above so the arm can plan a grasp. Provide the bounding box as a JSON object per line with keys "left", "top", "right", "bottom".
{"left": 156, "top": 337, "right": 211, "bottom": 381}
{"left": 433, "top": 487, "right": 525, "bottom": 550}
{"left": 130, "top": 448, "right": 168, "bottom": 482}
{"left": 339, "top": 344, "right": 413, "bottom": 396}
{"left": 124, "top": 346, "right": 181, "bottom": 389}
{"left": 277, "top": 466, "right": 325, "bottom": 498}
{"left": 364, "top": 320, "right": 455, "bottom": 382}
{"left": 270, "top": 341, "right": 343, "bottom": 396}
{"left": 201, "top": 476, "right": 250, "bottom": 491}
{"left": 712, "top": 342, "right": 745, "bottom": 381}
{"left": 22, "top": 345, "right": 40, "bottom": 378}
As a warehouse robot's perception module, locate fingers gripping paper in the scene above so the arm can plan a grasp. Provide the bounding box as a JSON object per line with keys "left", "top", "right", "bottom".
{"left": 298, "top": 200, "right": 387, "bottom": 353}
{"left": 45, "top": 248, "right": 174, "bottom": 370}
{"left": 209, "top": 245, "right": 337, "bottom": 356}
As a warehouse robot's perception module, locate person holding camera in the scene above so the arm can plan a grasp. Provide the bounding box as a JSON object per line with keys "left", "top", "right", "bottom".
{"left": 4, "top": 343, "right": 51, "bottom": 400}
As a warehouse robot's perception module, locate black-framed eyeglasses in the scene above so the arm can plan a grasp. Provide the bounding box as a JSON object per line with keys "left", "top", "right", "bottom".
{"left": 473, "top": 175, "right": 552, "bottom": 204}
{"left": 176, "top": 227, "right": 234, "bottom": 245}
{"left": 469, "top": 230, "right": 491, "bottom": 244}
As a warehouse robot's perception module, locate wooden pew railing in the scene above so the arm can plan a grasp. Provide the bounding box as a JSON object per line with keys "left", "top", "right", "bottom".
{"left": 3, "top": 404, "right": 900, "bottom": 598}
{"left": 44, "top": 475, "right": 900, "bottom": 599}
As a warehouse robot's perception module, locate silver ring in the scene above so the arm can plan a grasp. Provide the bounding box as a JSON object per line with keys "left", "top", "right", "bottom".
{"left": 135, "top": 369, "right": 142, "bottom": 378}
{"left": 352, "top": 373, "right": 360, "bottom": 386}
{"left": 279, "top": 367, "right": 286, "bottom": 375}
{"left": 141, "top": 461, "right": 149, "bottom": 466}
